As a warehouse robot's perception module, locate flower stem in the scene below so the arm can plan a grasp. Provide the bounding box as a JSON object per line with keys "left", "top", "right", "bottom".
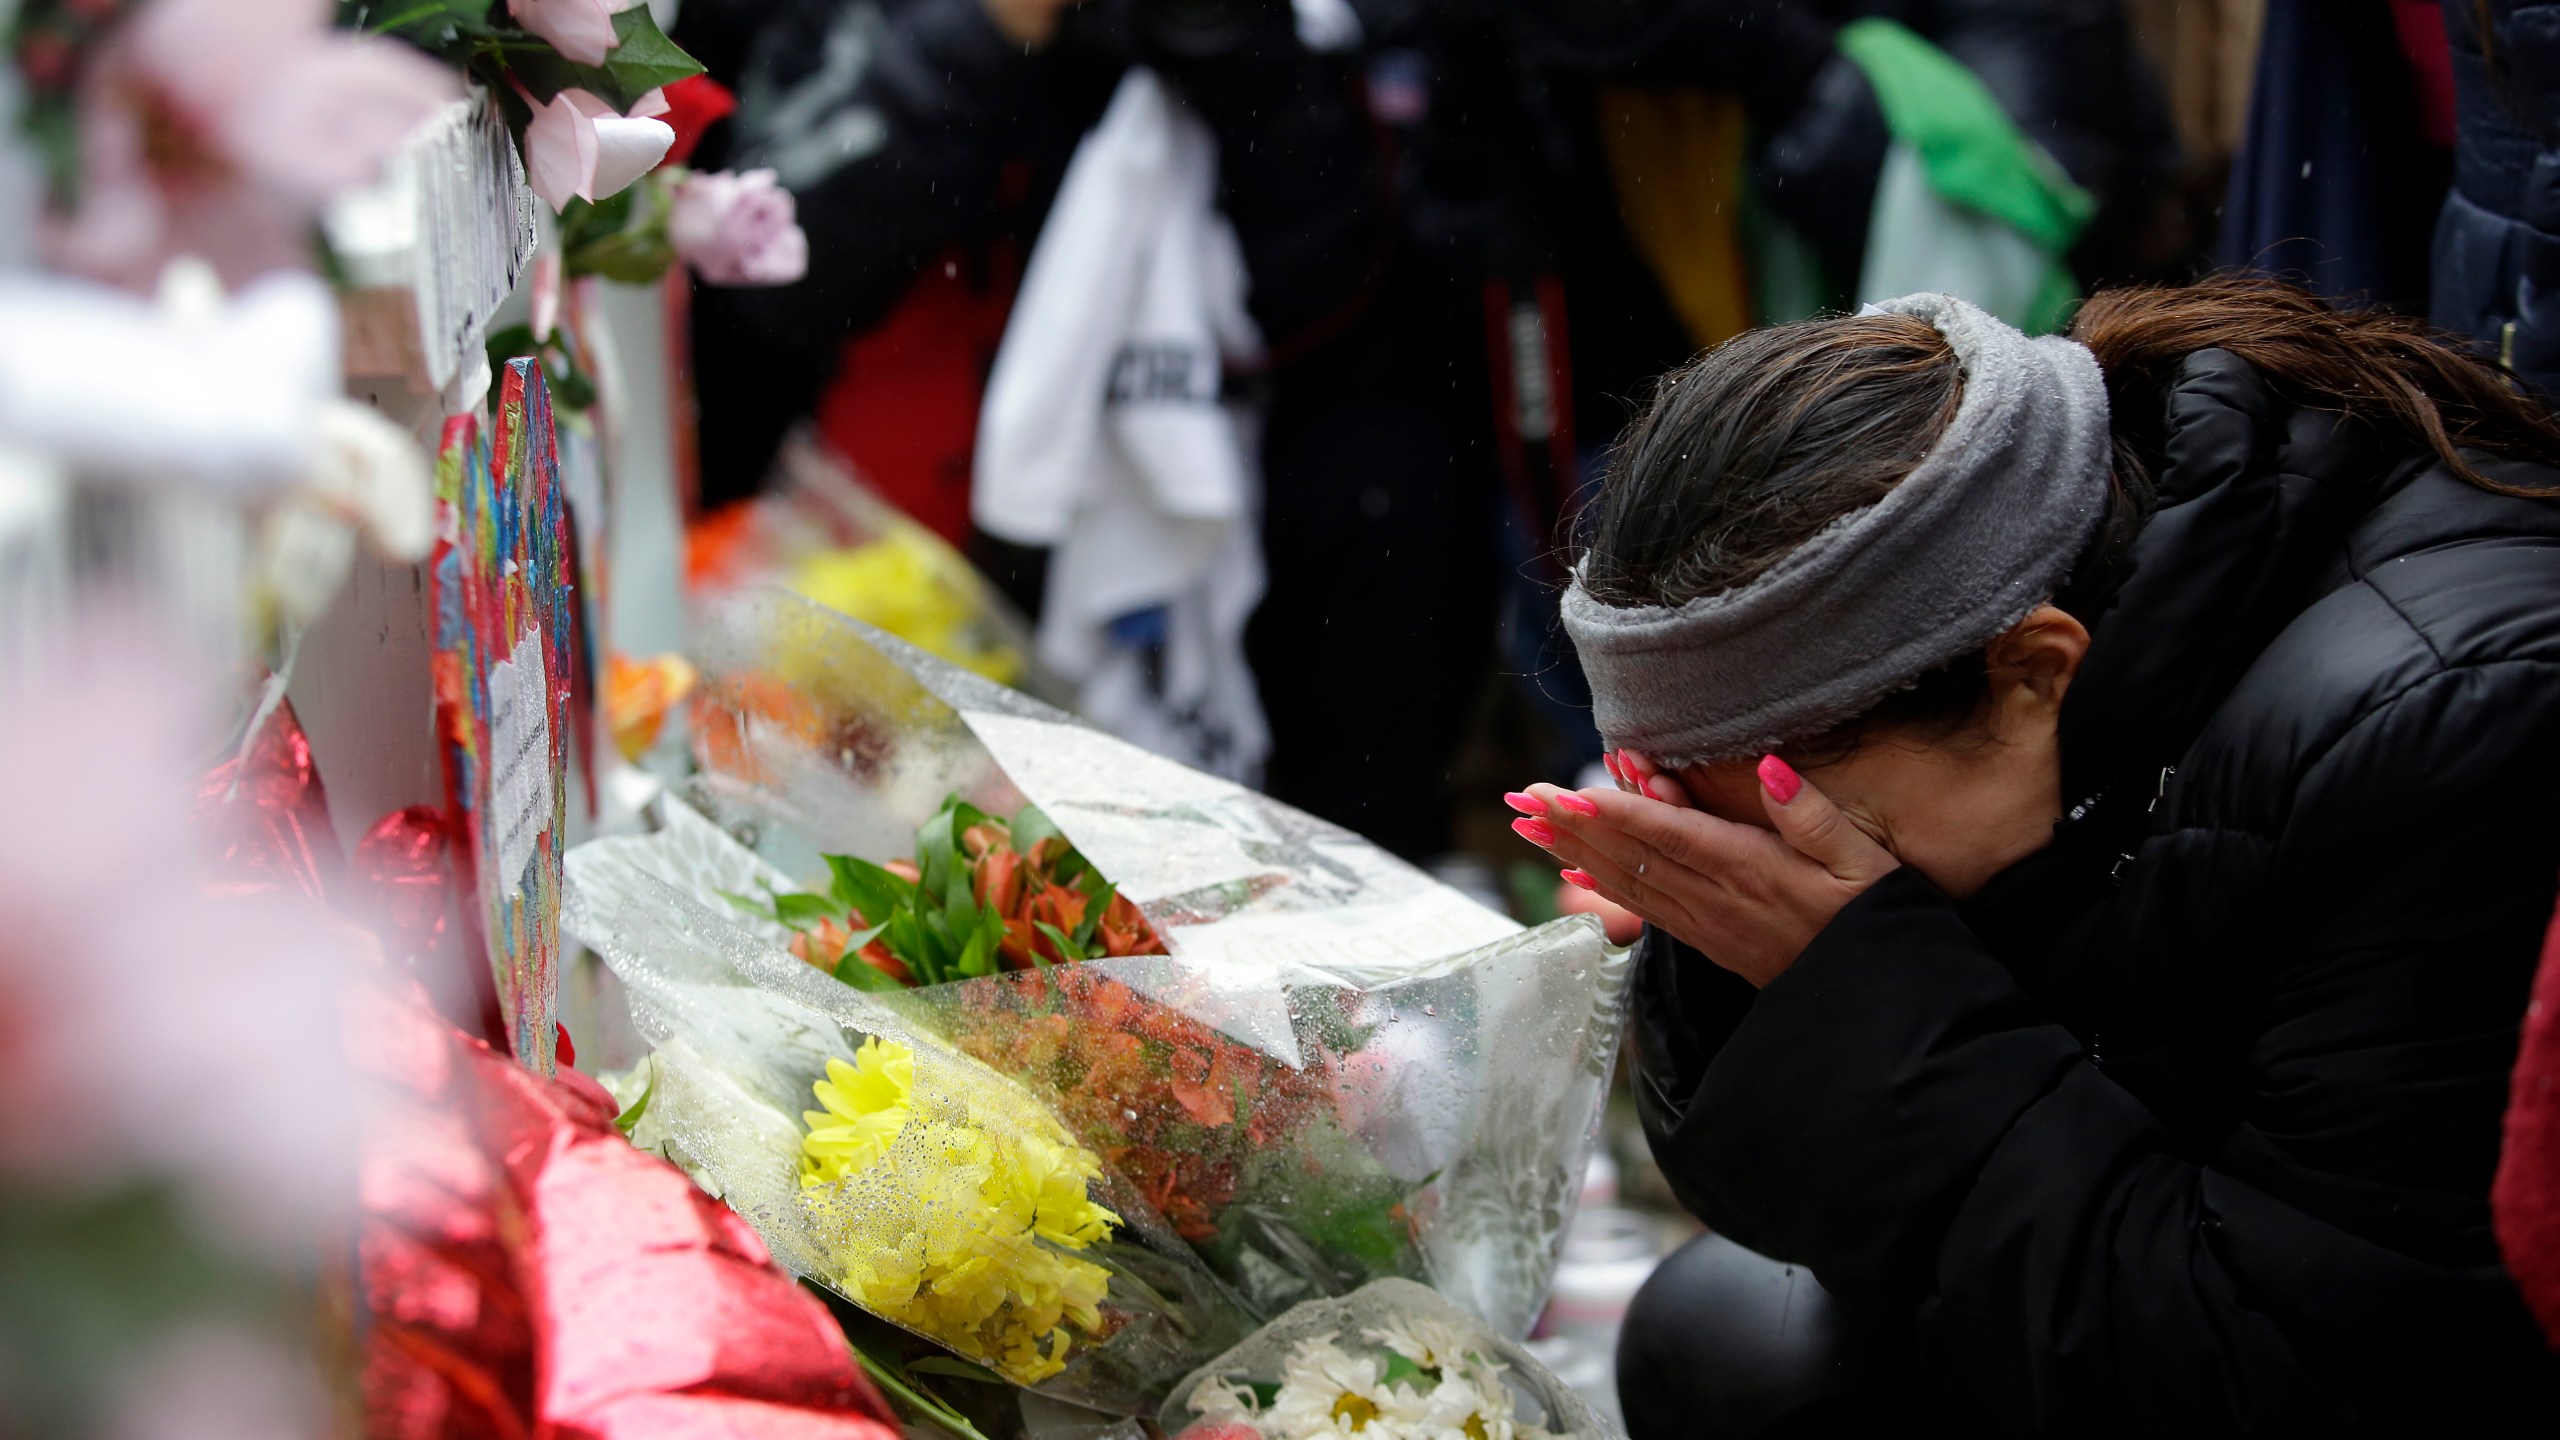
{"left": 848, "top": 1343, "right": 995, "bottom": 1440}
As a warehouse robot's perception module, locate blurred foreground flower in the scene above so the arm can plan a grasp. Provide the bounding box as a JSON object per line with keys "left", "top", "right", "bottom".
{"left": 0, "top": 626, "right": 358, "bottom": 1440}
{"left": 605, "top": 650, "right": 698, "bottom": 761}
{"left": 671, "top": 167, "right": 808, "bottom": 285}
{"left": 44, "top": 0, "right": 456, "bottom": 288}
{"left": 0, "top": 260, "right": 437, "bottom": 633}
{"left": 0, "top": 624, "right": 354, "bottom": 1228}
{"left": 509, "top": 0, "right": 620, "bottom": 66}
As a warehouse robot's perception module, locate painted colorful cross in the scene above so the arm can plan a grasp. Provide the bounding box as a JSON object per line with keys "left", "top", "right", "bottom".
{"left": 431, "top": 359, "right": 577, "bottom": 1072}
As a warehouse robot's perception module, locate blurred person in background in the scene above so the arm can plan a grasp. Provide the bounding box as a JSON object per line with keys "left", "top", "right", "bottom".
{"left": 1517, "top": 279, "right": 2560, "bottom": 1434}
{"left": 1262, "top": 0, "right": 2178, "bottom": 860}
{"left": 673, "top": 0, "right": 2182, "bottom": 866}
{"left": 672, "top": 0, "right": 1379, "bottom": 572}
{"left": 2220, "top": 0, "right": 2456, "bottom": 311}
{"left": 2434, "top": 0, "right": 2560, "bottom": 397}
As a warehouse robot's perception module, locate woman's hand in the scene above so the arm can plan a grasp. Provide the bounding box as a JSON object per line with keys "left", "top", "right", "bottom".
{"left": 1513, "top": 755, "right": 1901, "bottom": 987}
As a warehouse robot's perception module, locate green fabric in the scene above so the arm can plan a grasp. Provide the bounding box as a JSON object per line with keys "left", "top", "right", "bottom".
{"left": 1836, "top": 18, "right": 2095, "bottom": 253}
{"left": 1835, "top": 17, "right": 2093, "bottom": 331}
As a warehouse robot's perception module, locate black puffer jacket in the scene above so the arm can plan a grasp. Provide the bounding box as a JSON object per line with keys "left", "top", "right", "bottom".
{"left": 1632, "top": 348, "right": 2560, "bottom": 1432}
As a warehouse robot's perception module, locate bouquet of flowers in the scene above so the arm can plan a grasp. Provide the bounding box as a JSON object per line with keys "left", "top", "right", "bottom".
{"left": 567, "top": 843, "right": 1257, "bottom": 1410}
{"left": 1162, "top": 1280, "right": 1621, "bottom": 1440}
{"left": 718, "top": 793, "right": 1425, "bottom": 1277}
{"left": 565, "top": 590, "right": 1627, "bottom": 1414}
{"left": 719, "top": 793, "right": 1166, "bottom": 990}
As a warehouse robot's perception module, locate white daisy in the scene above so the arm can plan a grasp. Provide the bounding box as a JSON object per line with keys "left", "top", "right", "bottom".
{"left": 1402, "top": 1367, "right": 1554, "bottom": 1440}
{"left": 1364, "top": 1315, "right": 1475, "bottom": 1377}
{"left": 1267, "top": 1336, "right": 1402, "bottom": 1438}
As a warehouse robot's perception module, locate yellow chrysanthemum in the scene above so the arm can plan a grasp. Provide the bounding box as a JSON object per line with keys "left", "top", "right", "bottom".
{"left": 801, "top": 1042, "right": 917, "bottom": 1180}
{"left": 796, "top": 1037, "right": 1121, "bottom": 1383}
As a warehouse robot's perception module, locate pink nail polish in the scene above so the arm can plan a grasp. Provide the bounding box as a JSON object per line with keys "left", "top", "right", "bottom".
{"left": 1602, "top": 751, "right": 1624, "bottom": 784}
{"left": 1553, "top": 791, "right": 1599, "bottom": 817}
{"left": 1512, "top": 816, "right": 1556, "bottom": 846}
{"left": 1757, "top": 754, "right": 1802, "bottom": 804}
{"left": 1560, "top": 868, "right": 1597, "bottom": 890}
{"left": 1502, "top": 791, "right": 1546, "bottom": 816}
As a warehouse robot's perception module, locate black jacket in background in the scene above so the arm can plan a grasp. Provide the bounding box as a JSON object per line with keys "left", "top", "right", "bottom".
{"left": 1631, "top": 349, "right": 2560, "bottom": 1432}
{"left": 2434, "top": 0, "right": 2560, "bottom": 394}
{"left": 1360, "top": 0, "right": 2178, "bottom": 435}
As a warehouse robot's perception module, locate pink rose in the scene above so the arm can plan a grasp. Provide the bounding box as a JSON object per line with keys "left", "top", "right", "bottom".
{"left": 510, "top": 0, "right": 619, "bottom": 67}
{"left": 521, "top": 86, "right": 674, "bottom": 213}
{"left": 668, "top": 168, "right": 809, "bottom": 286}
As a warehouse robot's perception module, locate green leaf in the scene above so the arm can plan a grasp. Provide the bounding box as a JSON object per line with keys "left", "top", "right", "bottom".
{"left": 886, "top": 909, "right": 940, "bottom": 986}
{"left": 716, "top": 887, "right": 783, "bottom": 925}
{"left": 1010, "top": 802, "right": 1064, "bottom": 859}
{"left": 770, "top": 890, "right": 847, "bottom": 928}
{"left": 915, "top": 803, "right": 963, "bottom": 911}
{"left": 1031, "top": 921, "right": 1087, "bottom": 966}
{"left": 1073, "top": 876, "right": 1117, "bottom": 949}
{"left": 1381, "top": 1352, "right": 1430, "bottom": 1389}
{"left": 601, "top": 5, "right": 705, "bottom": 95}
{"left": 954, "top": 914, "right": 999, "bottom": 980}
{"left": 565, "top": 229, "right": 676, "bottom": 284}
{"left": 355, "top": 0, "right": 494, "bottom": 52}
{"left": 846, "top": 1342, "right": 996, "bottom": 1440}
{"left": 612, "top": 1058, "right": 657, "bottom": 1136}
{"left": 825, "top": 853, "right": 914, "bottom": 927}
{"left": 500, "top": 5, "right": 704, "bottom": 112}
{"left": 904, "top": 1355, "right": 1007, "bottom": 1385}
{"left": 556, "top": 187, "right": 626, "bottom": 251}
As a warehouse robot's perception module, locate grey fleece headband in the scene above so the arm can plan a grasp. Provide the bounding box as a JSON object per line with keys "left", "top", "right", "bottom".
{"left": 1562, "top": 292, "right": 2112, "bottom": 765}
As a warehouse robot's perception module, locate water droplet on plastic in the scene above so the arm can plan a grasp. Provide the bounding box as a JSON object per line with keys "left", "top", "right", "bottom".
{"left": 1423, "top": 1004, "right": 1436, "bottom": 1017}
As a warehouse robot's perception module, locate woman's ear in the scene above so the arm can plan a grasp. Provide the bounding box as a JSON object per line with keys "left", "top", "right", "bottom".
{"left": 1987, "top": 604, "right": 2091, "bottom": 717}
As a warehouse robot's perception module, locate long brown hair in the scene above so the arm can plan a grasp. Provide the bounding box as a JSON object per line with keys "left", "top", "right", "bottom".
{"left": 2071, "top": 275, "right": 2560, "bottom": 497}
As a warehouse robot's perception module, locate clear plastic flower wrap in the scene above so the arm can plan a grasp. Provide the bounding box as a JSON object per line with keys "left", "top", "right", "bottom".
{"left": 1160, "top": 1278, "right": 1625, "bottom": 1440}
{"left": 564, "top": 590, "right": 1628, "bottom": 1407}
{"left": 560, "top": 854, "right": 1257, "bottom": 1411}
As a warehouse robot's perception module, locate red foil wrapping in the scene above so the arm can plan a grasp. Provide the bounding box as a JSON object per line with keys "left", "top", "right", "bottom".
{"left": 353, "top": 806, "right": 464, "bottom": 971}
{"left": 355, "top": 978, "right": 902, "bottom": 1440}
{"left": 193, "top": 696, "right": 345, "bottom": 906}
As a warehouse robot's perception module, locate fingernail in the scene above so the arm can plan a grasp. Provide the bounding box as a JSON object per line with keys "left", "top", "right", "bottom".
{"left": 1757, "top": 754, "right": 1802, "bottom": 804}
{"left": 1553, "top": 791, "right": 1599, "bottom": 817}
{"left": 1560, "top": 868, "right": 1597, "bottom": 890}
{"left": 1502, "top": 791, "right": 1547, "bottom": 816}
{"left": 1512, "top": 816, "right": 1556, "bottom": 846}
{"left": 1602, "top": 751, "right": 1624, "bottom": 784}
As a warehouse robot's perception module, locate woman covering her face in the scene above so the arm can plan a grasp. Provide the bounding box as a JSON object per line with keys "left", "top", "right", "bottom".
{"left": 1514, "top": 280, "right": 2560, "bottom": 1433}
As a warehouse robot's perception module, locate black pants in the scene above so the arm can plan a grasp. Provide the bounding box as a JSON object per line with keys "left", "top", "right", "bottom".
{"left": 1615, "top": 1234, "right": 1974, "bottom": 1438}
